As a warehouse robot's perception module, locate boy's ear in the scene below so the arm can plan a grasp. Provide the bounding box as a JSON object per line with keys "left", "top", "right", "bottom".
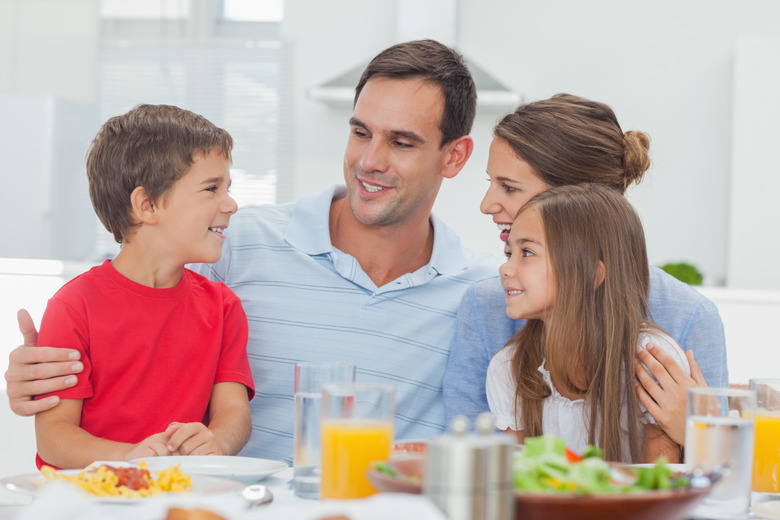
{"left": 129, "top": 186, "right": 157, "bottom": 224}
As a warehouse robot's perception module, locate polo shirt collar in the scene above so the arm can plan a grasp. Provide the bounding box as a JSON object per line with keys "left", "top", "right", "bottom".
{"left": 285, "top": 184, "right": 471, "bottom": 275}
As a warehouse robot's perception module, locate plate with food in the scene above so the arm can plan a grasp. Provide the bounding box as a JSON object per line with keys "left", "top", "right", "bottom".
{"left": 390, "top": 439, "right": 429, "bottom": 459}
{"left": 129, "top": 456, "right": 288, "bottom": 485}
{"left": 367, "top": 435, "right": 712, "bottom": 520}
{"left": 1, "top": 462, "right": 245, "bottom": 503}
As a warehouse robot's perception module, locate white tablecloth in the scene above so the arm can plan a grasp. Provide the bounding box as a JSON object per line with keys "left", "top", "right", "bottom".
{"left": 0, "top": 468, "right": 449, "bottom": 520}
{"left": 2, "top": 467, "right": 778, "bottom": 520}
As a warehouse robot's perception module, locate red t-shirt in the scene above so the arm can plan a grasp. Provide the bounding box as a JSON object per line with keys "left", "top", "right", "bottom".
{"left": 35, "top": 260, "right": 255, "bottom": 468}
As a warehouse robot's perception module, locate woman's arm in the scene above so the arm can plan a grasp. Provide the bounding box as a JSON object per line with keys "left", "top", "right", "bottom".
{"left": 636, "top": 346, "right": 707, "bottom": 445}
{"left": 35, "top": 399, "right": 170, "bottom": 468}
{"left": 166, "top": 382, "right": 251, "bottom": 456}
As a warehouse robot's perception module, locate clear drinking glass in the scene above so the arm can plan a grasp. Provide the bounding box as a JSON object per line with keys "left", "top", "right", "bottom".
{"left": 750, "top": 378, "right": 780, "bottom": 505}
{"left": 685, "top": 386, "right": 756, "bottom": 518}
{"left": 320, "top": 383, "right": 395, "bottom": 499}
{"left": 293, "top": 362, "right": 355, "bottom": 499}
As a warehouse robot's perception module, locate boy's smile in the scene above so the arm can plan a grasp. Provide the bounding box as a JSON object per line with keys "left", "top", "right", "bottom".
{"left": 154, "top": 150, "right": 237, "bottom": 267}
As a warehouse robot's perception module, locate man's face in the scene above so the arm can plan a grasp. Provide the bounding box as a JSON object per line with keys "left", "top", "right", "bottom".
{"left": 343, "top": 77, "right": 450, "bottom": 229}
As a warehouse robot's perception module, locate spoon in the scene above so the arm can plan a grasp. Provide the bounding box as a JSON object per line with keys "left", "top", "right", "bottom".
{"left": 242, "top": 484, "right": 274, "bottom": 508}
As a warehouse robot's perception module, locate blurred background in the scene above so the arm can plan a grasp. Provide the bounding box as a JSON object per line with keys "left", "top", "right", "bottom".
{"left": 1, "top": 0, "right": 779, "bottom": 477}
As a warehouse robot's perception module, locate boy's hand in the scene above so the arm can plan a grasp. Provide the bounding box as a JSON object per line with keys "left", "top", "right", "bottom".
{"left": 5, "top": 309, "right": 83, "bottom": 416}
{"left": 165, "top": 422, "right": 222, "bottom": 456}
{"left": 125, "top": 432, "right": 172, "bottom": 461}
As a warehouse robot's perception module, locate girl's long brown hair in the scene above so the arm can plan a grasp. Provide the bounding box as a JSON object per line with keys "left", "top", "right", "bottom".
{"left": 509, "top": 184, "right": 656, "bottom": 462}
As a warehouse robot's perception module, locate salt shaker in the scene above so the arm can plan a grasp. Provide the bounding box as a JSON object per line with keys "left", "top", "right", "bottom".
{"left": 475, "top": 412, "right": 515, "bottom": 520}
{"left": 424, "top": 413, "right": 515, "bottom": 520}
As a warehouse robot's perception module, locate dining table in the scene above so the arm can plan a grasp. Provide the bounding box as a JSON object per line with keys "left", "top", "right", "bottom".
{"left": 1, "top": 465, "right": 778, "bottom": 520}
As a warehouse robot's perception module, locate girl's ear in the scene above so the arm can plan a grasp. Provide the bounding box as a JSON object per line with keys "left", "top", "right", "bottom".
{"left": 594, "top": 260, "right": 606, "bottom": 288}
{"left": 130, "top": 186, "right": 157, "bottom": 224}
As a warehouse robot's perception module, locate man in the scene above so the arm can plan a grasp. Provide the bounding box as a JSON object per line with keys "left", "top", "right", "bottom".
{"left": 5, "top": 40, "right": 499, "bottom": 462}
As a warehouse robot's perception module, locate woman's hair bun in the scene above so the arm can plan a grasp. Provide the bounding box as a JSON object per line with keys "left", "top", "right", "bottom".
{"left": 623, "top": 130, "right": 651, "bottom": 188}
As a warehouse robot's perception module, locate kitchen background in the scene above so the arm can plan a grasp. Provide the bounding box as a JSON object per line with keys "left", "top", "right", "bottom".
{"left": 1, "top": 0, "right": 779, "bottom": 479}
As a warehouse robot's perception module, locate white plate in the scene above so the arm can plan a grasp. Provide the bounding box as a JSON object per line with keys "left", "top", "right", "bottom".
{"left": 129, "top": 456, "right": 288, "bottom": 484}
{"left": 1, "top": 470, "right": 245, "bottom": 503}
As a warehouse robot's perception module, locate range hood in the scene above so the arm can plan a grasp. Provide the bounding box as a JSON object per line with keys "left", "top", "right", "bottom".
{"left": 308, "top": 59, "right": 521, "bottom": 109}
{"left": 307, "top": 0, "right": 521, "bottom": 109}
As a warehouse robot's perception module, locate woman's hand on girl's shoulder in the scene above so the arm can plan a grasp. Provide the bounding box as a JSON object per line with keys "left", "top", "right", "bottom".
{"left": 635, "top": 345, "right": 707, "bottom": 445}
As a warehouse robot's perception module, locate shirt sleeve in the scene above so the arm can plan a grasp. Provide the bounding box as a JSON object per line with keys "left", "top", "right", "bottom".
{"left": 486, "top": 346, "right": 520, "bottom": 431}
{"left": 443, "top": 279, "right": 520, "bottom": 428}
{"left": 36, "top": 297, "right": 94, "bottom": 401}
{"left": 215, "top": 284, "right": 255, "bottom": 400}
{"left": 678, "top": 298, "right": 728, "bottom": 387}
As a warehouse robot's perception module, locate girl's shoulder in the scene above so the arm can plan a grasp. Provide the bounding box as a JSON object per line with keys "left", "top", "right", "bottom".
{"left": 638, "top": 326, "right": 691, "bottom": 375}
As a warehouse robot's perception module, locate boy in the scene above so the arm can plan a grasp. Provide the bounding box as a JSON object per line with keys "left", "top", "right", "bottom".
{"left": 34, "top": 104, "right": 255, "bottom": 469}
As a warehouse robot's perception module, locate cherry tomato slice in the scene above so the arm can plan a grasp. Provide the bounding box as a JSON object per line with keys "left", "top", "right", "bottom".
{"left": 565, "top": 447, "right": 583, "bottom": 462}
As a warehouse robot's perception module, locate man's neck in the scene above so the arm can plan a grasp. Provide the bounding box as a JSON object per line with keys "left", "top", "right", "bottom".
{"left": 329, "top": 197, "right": 434, "bottom": 288}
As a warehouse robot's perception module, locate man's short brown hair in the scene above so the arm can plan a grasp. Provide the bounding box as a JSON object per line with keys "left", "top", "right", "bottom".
{"left": 354, "top": 39, "right": 476, "bottom": 148}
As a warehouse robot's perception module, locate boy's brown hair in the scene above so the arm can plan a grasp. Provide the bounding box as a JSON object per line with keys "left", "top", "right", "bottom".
{"left": 86, "top": 104, "right": 233, "bottom": 243}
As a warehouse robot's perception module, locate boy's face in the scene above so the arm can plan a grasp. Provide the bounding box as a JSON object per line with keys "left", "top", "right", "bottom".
{"left": 154, "top": 150, "right": 237, "bottom": 265}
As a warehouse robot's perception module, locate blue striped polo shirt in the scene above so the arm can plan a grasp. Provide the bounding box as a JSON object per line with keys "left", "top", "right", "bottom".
{"left": 193, "top": 185, "right": 500, "bottom": 463}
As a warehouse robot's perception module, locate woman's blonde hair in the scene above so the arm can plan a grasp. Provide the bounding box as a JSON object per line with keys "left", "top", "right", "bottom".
{"left": 508, "top": 184, "right": 657, "bottom": 462}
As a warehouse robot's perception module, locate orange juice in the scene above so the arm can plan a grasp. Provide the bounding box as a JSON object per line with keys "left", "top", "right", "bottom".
{"left": 753, "top": 413, "right": 780, "bottom": 493}
{"left": 320, "top": 419, "right": 393, "bottom": 499}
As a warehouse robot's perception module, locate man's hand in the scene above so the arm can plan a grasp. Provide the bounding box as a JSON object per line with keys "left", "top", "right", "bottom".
{"left": 4, "top": 309, "right": 83, "bottom": 416}
{"left": 125, "top": 432, "right": 172, "bottom": 461}
{"left": 635, "top": 344, "right": 707, "bottom": 445}
{"left": 165, "top": 422, "right": 222, "bottom": 456}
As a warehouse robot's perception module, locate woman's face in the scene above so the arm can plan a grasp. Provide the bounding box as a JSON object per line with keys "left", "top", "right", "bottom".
{"left": 480, "top": 137, "right": 550, "bottom": 243}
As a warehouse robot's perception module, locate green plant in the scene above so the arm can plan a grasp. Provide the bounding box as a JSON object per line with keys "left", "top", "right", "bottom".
{"left": 660, "top": 262, "right": 703, "bottom": 286}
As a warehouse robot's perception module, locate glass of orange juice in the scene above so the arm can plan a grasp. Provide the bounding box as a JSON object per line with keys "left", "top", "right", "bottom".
{"left": 320, "top": 383, "right": 395, "bottom": 499}
{"left": 751, "top": 378, "right": 780, "bottom": 504}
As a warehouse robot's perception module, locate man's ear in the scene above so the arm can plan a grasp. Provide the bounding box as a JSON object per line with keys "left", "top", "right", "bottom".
{"left": 594, "top": 260, "right": 606, "bottom": 288}
{"left": 441, "top": 135, "right": 474, "bottom": 179}
{"left": 129, "top": 186, "right": 157, "bottom": 224}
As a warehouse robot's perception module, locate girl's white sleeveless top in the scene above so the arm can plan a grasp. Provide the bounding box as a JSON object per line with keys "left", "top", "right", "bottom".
{"left": 485, "top": 330, "right": 690, "bottom": 460}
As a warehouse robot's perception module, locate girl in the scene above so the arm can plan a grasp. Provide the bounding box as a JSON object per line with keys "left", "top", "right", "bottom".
{"left": 444, "top": 93, "right": 721, "bottom": 447}
{"left": 486, "top": 184, "right": 690, "bottom": 463}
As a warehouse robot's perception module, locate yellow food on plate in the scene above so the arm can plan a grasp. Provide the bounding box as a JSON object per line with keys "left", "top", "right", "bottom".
{"left": 40, "top": 461, "right": 192, "bottom": 498}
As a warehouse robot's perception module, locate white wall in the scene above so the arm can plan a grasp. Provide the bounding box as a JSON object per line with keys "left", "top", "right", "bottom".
{"left": 728, "top": 36, "right": 780, "bottom": 290}
{"left": 281, "top": 0, "right": 780, "bottom": 286}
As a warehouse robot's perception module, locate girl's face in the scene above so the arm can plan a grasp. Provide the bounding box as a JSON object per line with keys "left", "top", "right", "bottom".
{"left": 498, "top": 207, "right": 556, "bottom": 321}
{"left": 480, "top": 137, "right": 551, "bottom": 243}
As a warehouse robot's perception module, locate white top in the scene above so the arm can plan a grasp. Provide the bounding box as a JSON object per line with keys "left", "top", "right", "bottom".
{"left": 486, "top": 329, "right": 690, "bottom": 459}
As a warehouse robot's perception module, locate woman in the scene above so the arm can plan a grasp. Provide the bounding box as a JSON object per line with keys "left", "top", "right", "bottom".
{"left": 442, "top": 93, "right": 725, "bottom": 445}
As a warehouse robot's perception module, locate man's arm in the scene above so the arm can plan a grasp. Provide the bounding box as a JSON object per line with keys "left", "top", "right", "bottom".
{"left": 166, "top": 382, "right": 251, "bottom": 456}
{"left": 5, "top": 310, "right": 82, "bottom": 416}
